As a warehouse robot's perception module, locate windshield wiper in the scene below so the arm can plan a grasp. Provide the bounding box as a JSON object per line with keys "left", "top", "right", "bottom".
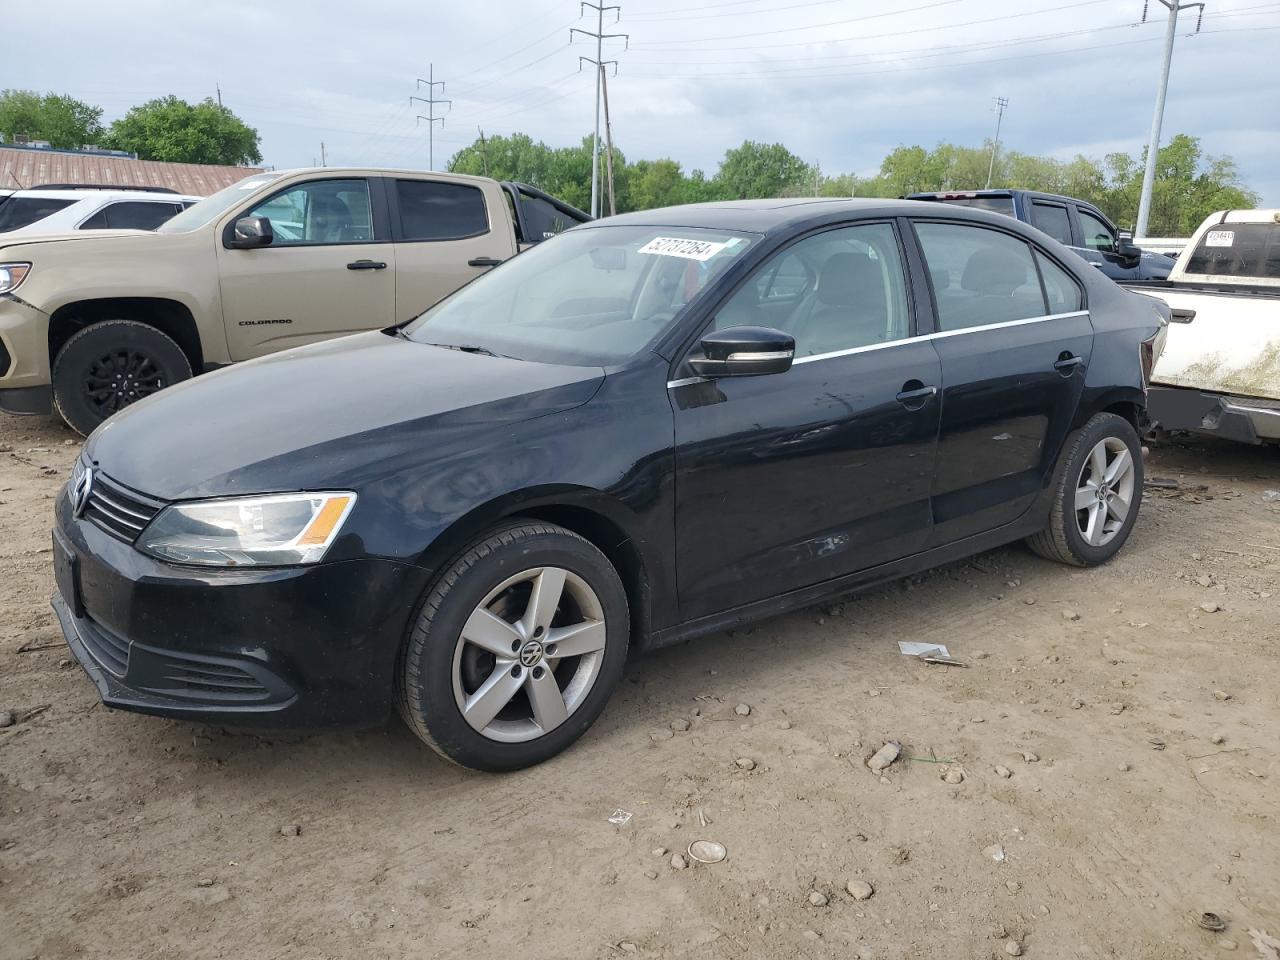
{"left": 416, "top": 340, "right": 508, "bottom": 359}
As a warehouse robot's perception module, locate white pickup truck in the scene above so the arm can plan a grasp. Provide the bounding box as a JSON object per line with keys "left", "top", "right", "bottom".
{"left": 1131, "top": 209, "right": 1280, "bottom": 445}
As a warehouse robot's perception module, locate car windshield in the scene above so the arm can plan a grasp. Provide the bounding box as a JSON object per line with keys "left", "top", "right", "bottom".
{"left": 403, "top": 224, "right": 758, "bottom": 365}
{"left": 156, "top": 173, "right": 285, "bottom": 234}
{"left": 1182, "top": 222, "right": 1280, "bottom": 280}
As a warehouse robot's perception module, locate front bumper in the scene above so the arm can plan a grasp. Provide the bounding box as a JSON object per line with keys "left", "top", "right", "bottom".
{"left": 1148, "top": 384, "right": 1280, "bottom": 444}
{"left": 0, "top": 294, "right": 51, "bottom": 403}
{"left": 52, "top": 489, "right": 428, "bottom": 727}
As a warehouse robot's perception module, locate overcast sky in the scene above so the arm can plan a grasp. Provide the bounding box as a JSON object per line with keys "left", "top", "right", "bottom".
{"left": 11, "top": 0, "right": 1280, "bottom": 212}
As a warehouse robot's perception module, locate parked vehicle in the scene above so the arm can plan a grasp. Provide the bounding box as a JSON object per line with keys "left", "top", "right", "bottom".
{"left": 52, "top": 198, "right": 1167, "bottom": 771}
{"left": 0, "top": 167, "right": 588, "bottom": 433}
{"left": 907, "top": 189, "right": 1176, "bottom": 282}
{"left": 1130, "top": 209, "right": 1280, "bottom": 444}
{"left": 0, "top": 185, "right": 199, "bottom": 236}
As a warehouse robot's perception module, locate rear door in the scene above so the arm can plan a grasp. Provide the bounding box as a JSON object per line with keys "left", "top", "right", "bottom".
{"left": 386, "top": 176, "right": 518, "bottom": 322}
{"left": 1029, "top": 199, "right": 1073, "bottom": 247}
{"left": 217, "top": 176, "right": 397, "bottom": 359}
{"left": 910, "top": 219, "right": 1093, "bottom": 545}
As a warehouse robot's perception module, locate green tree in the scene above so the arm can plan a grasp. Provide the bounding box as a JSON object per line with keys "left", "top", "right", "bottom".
{"left": 0, "top": 89, "right": 104, "bottom": 149}
{"left": 103, "top": 96, "right": 261, "bottom": 165}
{"left": 715, "top": 141, "right": 812, "bottom": 199}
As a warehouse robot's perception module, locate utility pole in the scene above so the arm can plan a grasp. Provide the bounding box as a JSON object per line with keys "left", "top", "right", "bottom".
{"left": 572, "top": 3, "right": 627, "bottom": 219}
{"left": 411, "top": 64, "right": 452, "bottom": 171}
{"left": 601, "top": 66, "right": 617, "bottom": 216}
{"left": 986, "top": 96, "right": 1008, "bottom": 189}
{"left": 1135, "top": 0, "right": 1205, "bottom": 238}
{"left": 216, "top": 83, "right": 222, "bottom": 108}
{"left": 477, "top": 127, "right": 489, "bottom": 177}
{"left": 320, "top": 141, "right": 326, "bottom": 167}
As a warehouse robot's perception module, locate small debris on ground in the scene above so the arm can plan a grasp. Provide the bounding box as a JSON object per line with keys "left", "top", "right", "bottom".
{"left": 994, "top": 765, "right": 1013, "bottom": 779}
{"left": 670, "top": 718, "right": 691, "bottom": 732}
{"left": 866, "top": 741, "right": 901, "bottom": 772}
{"left": 1022, "top": 752, "right": 1039, "bottom": 763}
{"left": 1213, "top": 690, "right": 1232, "bottom": 702}
{"left": 1062, "top": 609, "right": 1081, "bottom": 621}
{"left": 607, "top": 809, "right": 633, "bottom": 826}
{"left": 846, "top": 880, "right": 874, "bottom": 901}
{"left": 942, "top": 767, "right": 965, "bottom": 784}
{"left": 1198, "top": 912, "right": 1227, "bottom": 932}
{"left": 1211, "top": 734, "right": 1226, "bottom": 745}
{"left": 984, "top": 844, "right": 1006, "bottom": 863}
{"left": 734, "top": 703, "right": 751, "bottom": 716}
{"left": 808, "top": 890, "right": 829, "bottom": 907}
{"left": 669, "top": 853, "right": 687, "bottom": 870}
{"left": 1200, "top": 601, "right": 1222, "bottom": 614}
{"left": 687, "top": 840, "right": 727, "bottom": 864}
{"left": 734, "top": 757, "right": 756, "bottom": 771}
{"left": 0, "top": 711, "right": 13, "bottom": 728}
{"left": 1005, "top": 939, "right": 1024, "bottom": 956}
{"left": 279, "top": 824, "right": 300, "bottom": 837}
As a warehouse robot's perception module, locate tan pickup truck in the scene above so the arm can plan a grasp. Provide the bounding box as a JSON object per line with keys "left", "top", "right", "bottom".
{"left": 0, "top": 167, "right": 587, "bottom": 433}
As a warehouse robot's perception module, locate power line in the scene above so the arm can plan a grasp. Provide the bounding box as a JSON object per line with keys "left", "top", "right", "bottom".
{"left": 627, "top": 0, "right": 958, "bottom": 22}
{"left": 411, "top": 64, "right": 452, "bottom": 171}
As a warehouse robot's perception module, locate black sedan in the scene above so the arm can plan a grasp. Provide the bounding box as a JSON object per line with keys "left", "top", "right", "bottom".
{"left": 53, "top": 199, "right": 1169, "bottom": 770}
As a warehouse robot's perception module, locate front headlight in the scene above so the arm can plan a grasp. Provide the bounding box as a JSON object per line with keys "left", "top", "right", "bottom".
{"left": 0, "top": 262, "right": 32, "bottom": 295}
{"left": 137, "top": 492, "right": 356, "bottom": 567}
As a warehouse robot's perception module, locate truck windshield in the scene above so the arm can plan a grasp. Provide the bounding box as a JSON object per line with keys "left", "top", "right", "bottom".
{"left": 404, "top": 224, "right": 758, "bottom": 365}
{"left": 157, "top": 173, "right": 284, "bottom": 234}
{"left": 1183, "top": 223, "right": 1280, "bottom": 280}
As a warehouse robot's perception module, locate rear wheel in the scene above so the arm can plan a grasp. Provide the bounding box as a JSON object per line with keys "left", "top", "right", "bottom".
{"left": 52, "top": 319, "right": 192, "bottom": 435}
{"left": 397, "top": 521, "right": 629, "bottom": 771}
{"left": 1027, "top": 412, "right": 1143, "bottom": 567}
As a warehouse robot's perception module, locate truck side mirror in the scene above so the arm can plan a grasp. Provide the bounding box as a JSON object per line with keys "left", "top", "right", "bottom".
{"left": 228, "top": 216, "right": 274, "bottom": 249}
{"left": 1116, "top": 230, "right": 1141, "bottom": 261}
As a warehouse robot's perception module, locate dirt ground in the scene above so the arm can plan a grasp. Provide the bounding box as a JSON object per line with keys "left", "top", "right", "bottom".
{"left": 1, "top": 411, "right": 1277, "bottom": 960}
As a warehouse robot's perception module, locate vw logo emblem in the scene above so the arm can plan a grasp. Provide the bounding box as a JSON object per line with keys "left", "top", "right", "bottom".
{"left": 518, "top": 640, "right": 544, "bottom": 668}
{"left": 72, "top": 466, "right": 94, "bottom": 519}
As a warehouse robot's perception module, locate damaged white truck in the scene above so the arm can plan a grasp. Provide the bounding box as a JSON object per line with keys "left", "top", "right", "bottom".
{"left": 1134, "top": 209, "right": 1280, "bottom": 445}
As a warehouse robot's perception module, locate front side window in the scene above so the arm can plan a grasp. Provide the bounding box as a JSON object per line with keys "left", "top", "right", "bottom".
{"left": 404, "top": 225, "right": 757, "bottom": 365}
{"left": 247, "top": 179, "right": 372, "bottom": 245}
{"left": 1078, "top": 208, "right": 1116, "bottom": 253}
{"left": 157, "top": 173, "right": 285, "bottom": 234}
{"left": 396, "top": 179, "right": 488, "bottom": 241}
{"left": 714, "top": 222, "right": 910, "bottom": 358}
{"left": 1182, "top": 223, "right": 1280, "bottom": 280}
{"left": 0, "top": 197, "right": 75, "bottom": 232}
{"left": 915, "top": 222, "right": 1046, "bottom": 330}
{"left": 1031, "top": 202, "right": 1072, "bottom": 245}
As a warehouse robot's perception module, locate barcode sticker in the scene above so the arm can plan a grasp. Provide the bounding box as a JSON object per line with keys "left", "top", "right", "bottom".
{"left": 638, "top": 237, "right": 730, "bottom": 261}
{"left": 1205, "top": 230, "right": 1234, "bottom": 247}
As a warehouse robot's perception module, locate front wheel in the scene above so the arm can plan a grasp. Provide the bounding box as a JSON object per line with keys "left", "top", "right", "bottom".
{"left": 1027, "top": 412, "right": 1144, "bottom": 567}
{"left": 397, "top": 521, "right": 629, "bottom": 771}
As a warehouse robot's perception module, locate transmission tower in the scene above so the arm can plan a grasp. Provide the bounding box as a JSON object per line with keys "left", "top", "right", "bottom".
{"left": 1134, "top": 1, "right": 1205, "bottom": 238}
{"left": 571, "top": 3, "right": 627, "bottom": 219}
{"left": 411, "top": 63, "right": 452, "bottom": 171}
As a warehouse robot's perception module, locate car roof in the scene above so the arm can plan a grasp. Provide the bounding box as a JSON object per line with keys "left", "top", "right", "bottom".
{"left": 4, "top": 188, "right": 201, "bottom": 201}
{"left": 594, "top": 197, "right": 1029, "bottom": 235}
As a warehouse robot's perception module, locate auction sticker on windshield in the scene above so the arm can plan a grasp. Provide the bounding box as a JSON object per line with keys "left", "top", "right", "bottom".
{"left": 1205, "top": 230, "right": 1235, "bottom": 247}
{"left": 638, "top": 236, "right": 731, "bottom": 261}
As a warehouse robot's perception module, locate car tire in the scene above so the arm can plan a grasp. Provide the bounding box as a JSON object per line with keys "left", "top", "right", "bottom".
{"left": 52, "top": 319, "right": 193, "bottom": 436}
{"left": 1027, "top": 412, "right": 1144, "bottom": 567}
{"left": 397, "top": 520, "right": 630, "bottom": 771}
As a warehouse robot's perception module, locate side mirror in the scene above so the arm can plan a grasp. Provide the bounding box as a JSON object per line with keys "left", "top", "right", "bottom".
{"left": 1116, "top": 230, "right": 1141, "bottom": 261}
{"left": 689, "top": 325, "right": 795, "bottom": 378}
{"left": 228, "top": 216, "right": 274, "bottom": 249}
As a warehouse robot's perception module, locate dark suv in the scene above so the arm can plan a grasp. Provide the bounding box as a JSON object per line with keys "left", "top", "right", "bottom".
{"left": 907, "top": 189, "right": 1176, "bottom": 282}
{"left": 53, "top": 198, "right": 1169, "bottom": 771}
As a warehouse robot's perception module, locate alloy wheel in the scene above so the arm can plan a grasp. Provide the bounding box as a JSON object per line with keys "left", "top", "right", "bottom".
{"left": 1074, "top": 437, "right": 1135, "bottom": 547}
{"left": 83, "top": 350, "right": 166, "bottom": 416}
{"left": 451, "top": 566, "right": 607, "bottom": 743}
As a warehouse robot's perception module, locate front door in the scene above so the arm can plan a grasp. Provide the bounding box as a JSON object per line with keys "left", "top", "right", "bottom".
{"left": 671, "top": 221, "right": 941, "bottom": 621}
{"left": 910, "top": 220, "right": 1094, "bottom": 545}
{"left": 1072, "top": 206, "right": 1141, "bottom": 281}
{"left": 217, "top": 176, "right": 397, "bottom": 360}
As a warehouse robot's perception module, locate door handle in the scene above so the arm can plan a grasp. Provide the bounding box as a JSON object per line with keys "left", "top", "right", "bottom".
{"left": 1170, "top": 308, "right": 1196, "bottom": 324}
{"left": 347, "top": 260, "right": 387, "bottom": 270}
{"left": 468, "top": 257, "right": 504, "bottom": 268}
{"left": 1054, "top": 354, "right": 1084, "bottom": 373}
{"left": 895, "top": 383, "right": 938, "bottom": 405}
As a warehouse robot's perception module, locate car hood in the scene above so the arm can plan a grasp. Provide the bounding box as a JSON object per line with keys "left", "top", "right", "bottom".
{"left": 0, "top": 228, "right": 151, "bottom": 251}
{"left": 85, "top": 331, "right": 606, "bottom": 500}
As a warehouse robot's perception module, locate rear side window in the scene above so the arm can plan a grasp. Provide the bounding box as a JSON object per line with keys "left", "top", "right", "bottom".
{"left": 1035, "top": 251, "right": 1084, "bottom": 313}
{"left": 80, "top": 201, "right": 182, "bottom": 231}
{"left": 516, "top": 188, "right": 587, "bottom": 242}
{"left": 915, "top": 222, "right": 1046, "bottom": 331}
{"left": 1031, "top": 202, "right": 1072, "bottom": 245}
{"left": 1182, "top": 223, "right": 1280, "bottom": 279}
{"left": 0, "top": 197, "right": 76, "bottom": 232}
{"left": 395, "top": 180, "right": 488, "bottom": 241}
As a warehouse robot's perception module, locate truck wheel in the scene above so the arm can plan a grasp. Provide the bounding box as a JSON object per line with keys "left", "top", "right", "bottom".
{"left": 397, "top": 521, "right": 629, "bottom": 772}
{"left": 52, "top": 320, "right": 192, "bottom": 435}
{"left": 1026, "top": 412, "right": 1144, "bottom": 567}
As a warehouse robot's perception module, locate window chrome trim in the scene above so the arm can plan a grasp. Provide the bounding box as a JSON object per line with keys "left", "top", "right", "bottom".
{"left": 668, "top": 310, "right": 1090, "bottom": 385}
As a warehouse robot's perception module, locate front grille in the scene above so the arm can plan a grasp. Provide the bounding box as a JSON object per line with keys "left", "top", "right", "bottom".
{"left": 78, "top": 616, "right": 130, "bottom": 677}
{"left": 84, "top": 472, "right": 164, "bottom": 543}
{"left": 146, "top": 657, "right": 274, "bottom": 704}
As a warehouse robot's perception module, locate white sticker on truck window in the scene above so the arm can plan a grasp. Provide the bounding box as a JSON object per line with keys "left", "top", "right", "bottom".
{"left": 638, "top": 237, "right": 730, "bottom": 261}
{"left": 1205, "top": 230, "right": 1235, "bottom": 247}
